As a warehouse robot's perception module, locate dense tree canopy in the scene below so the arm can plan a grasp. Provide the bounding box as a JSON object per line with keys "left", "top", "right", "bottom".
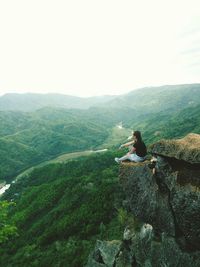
{"left": 1, "top": 152, "right": 125, "bottom": 267}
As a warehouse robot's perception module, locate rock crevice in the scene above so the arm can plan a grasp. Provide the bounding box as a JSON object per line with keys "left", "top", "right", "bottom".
{"left": 86, "top": 134, "right": 200, "bottom": 267}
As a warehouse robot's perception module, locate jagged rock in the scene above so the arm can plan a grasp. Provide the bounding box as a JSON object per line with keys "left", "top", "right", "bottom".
{"left": 132, "top": 228, "right": 200, "bottom": 267}
{"left": 151, "top": 133, "right": 200, "bottom": 164}
{"left": 115, "top": 253, "right": 133, "bottom": 267}
{"left": 118, "top": 134, "right": 200, "bottom": 263}
{"left": 155, "top": 150, "right": 200, "bottom": 250}
{"left": 119, "top": 161, "right": 176, "bottom": 236}
{"left": 118, "top": 225, "right": 200, "bottom": 267}
{"left": 170, "top": 183, "right": 200, "bottom": 250}
{"left": 87, "top": 134, "right": 200, "bottom": 266}
{"left": 140, "top": 223, "right": 153, "bottom": 241}
{"left": 119, "top": 139, "right": 200, "bottom": 250}
{"left": 86, "top": 240, "right": 122, "bottom": 267}
{"left": 123, "top": 227, "right": 135, "bottom": 241}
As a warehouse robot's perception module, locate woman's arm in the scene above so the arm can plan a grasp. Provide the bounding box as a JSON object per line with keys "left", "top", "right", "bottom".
{"left": 120, "top": 140, "right": 135, "bottom": 148}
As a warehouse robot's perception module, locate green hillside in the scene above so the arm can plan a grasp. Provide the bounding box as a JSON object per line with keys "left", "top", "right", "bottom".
{"left": 0, "top": 139, "right": 42, "bottom": 181}
{"left": 129, "top": 104, "right": 200, "bottom": 144}
{"left": 0, "top": 109, "right": 110, "bottom": 181}
{"left": 102, "top": 84, "right": 200, "bottom": 114}
{"left": 0, "top": 84, "right": 200, "bottom": 113}
{"left": 1, "top": 152, "right": 124, "bottom": 267}
{"left": 0, "top": 111, "right": 31, "bottom": 137}
{"left": 0, "top": 86, "right": 200, "bottom": 266}
{"left": 0, "top": 105, "right": 138, "bottom": 181}
{"left": 0, "top": 93, "right": 115, "bottom": 111}
{"left": 1, "top": 92, "right": 200, "bottom": 181}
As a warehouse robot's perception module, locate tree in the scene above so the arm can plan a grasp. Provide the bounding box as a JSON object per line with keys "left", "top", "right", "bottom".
{"left": 0, "top": 201, "right": 18, "bottom": 244}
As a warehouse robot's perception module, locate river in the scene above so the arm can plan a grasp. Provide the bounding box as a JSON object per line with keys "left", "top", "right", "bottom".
{"left": 0, "top": 148, "right": 108, "bottom": 197}
{"left": 0, "top": 184, "right": 11, "bottom": 196}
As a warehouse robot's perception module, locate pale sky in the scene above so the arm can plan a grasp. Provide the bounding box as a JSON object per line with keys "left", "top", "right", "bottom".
{"left": 0, "top": 0, "right": 200, "bottom": 97}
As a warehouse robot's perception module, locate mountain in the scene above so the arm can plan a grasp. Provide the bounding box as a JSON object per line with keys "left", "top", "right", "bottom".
{"left": 129, "top": 104, "right": 200, "bottom": 144}
{"left": 101, "top": 83, "right": 200, "bottom": 114}
{"left": 0, "top": 84, "right": 200, "bottom": 113}
{"left": 0, "top": 83, "right": 200, "bottom": 181}
{"left": 1, "top": 134, "right": 200, "bottom": 266}
{"left": 0, "top": 93, "right": 116, "bottom": 111}
{"left": 86, "top": 134, "right": 200, "bottom": 267}
{"left": 0, "top": 85, "right": 200, "bottom": 266}
{"left": 1, "top": 152, "right": 124, "bottom": 267}
{"left": 0, "top": 108, "right": 111, "bottom": 181}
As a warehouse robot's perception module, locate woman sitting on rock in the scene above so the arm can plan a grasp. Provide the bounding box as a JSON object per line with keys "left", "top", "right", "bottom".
{"left": 115, "top": 130, "right": 147, "bottom": 163}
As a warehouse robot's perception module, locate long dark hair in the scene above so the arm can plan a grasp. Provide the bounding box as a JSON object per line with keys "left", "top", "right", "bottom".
{"left": 133, "top": 130, "right": 142, "bottom": 143}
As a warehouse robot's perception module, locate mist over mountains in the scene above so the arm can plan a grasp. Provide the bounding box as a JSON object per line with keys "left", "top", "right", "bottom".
{"left": 0, "top": 93, "right": 115, "bottom": 111}
{"left": 0, "top": 83, "right": 200, "bottom": 112}
{"left": 0, "top": 83, "right": 200, "bottom": 267}
{"left": 0, "top": 83, "right": 200, "bottom": 181}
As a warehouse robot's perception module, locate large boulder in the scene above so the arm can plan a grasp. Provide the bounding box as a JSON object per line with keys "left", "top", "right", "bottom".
{"left": 86, "top": 134, "right": 200, "bottom": 266}
{"left": 151, "top": 133, "right": 200, "bottom": 164}
{"left": 119, "top": 134, "right": 200, "bottom": 252}
{"left": 86, "top": 240, "right": 122, "bottom": 267}
{"left": 119, "top": 161, "right": 176, "bottom": 236}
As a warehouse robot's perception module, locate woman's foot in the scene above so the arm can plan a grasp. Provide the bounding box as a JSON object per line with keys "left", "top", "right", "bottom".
{"left": 115, "top": 157, "right": 120, "bottom": 164}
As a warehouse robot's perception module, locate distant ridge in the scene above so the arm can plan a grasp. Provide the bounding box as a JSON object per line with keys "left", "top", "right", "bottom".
{"left": 105, "top": 83, "right": 200, "bottom": 112}
{"left": 0, "top": 83, "right": 200, "bottom": 111}
{"left": 0, "top": 93, "right": 116, "bottom": 111}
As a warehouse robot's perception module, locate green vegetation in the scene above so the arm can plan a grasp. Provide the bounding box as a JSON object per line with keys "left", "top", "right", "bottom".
{"left": 1, "top": 152, "right": 125, "bottom": 267}
{"left": 0, "top": 109, "right": 110, "bottom": 181}
{"left": 0, "top": 201, "right": 18, "bottom": 244}
{"left": 0, "top": 93, "right": 115, "bottom": 111}
{"left": 1, "top": 84, "right": 200, "bottom": 113}
{"left": 0, "top": 180, "right": 6, "bottom": 186}
{"left": 1, "top": 85, "right": 200, "bottom": 181}
{"left": 105, "top": 84, "right": 200, "bottom": 113}
{"left": 15, "top": 150, "right": 106, "bottom": 181}
{"left": 130, "top": 104, "right": 200, "bottom": 145}
{"left": 99, "top": 125, "right": 132, "bottom": 149}
{"left": 2, "top": 103, "right": 199, "bottom": 181}
{"left": 0, "top": 85, "right": 200, "bottom": 266}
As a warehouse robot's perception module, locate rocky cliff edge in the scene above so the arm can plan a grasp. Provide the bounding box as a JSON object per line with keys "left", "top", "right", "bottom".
{"left": 86, "top": 133, "right": 200, "bottom": 267}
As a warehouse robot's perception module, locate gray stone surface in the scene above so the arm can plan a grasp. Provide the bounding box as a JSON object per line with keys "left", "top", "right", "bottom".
{"left": 86, "top": 134, "right": 200, "bottom": 266}
{"left": 151, "top": 133, "right": 200, "bottom": 164}
{"left": 119, "top": 162, "right": 175, "bottom": 236}
{"left": 86, "top": 240, "right": 122, "bottom": 267}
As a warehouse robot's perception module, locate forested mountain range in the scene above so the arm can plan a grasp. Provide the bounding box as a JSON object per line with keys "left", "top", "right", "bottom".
{"left": 0, "top": 109, "right": 110, "bottom": 181}
{"left": 0, "top": 84, "right": 200, "bottom": 266}
{"left": 0, "top": 83, "right": 200, "bottom": 112}
{"left": 0, "top": 93, "right": 115, "bottom": 111}
{"left": 0, "top": 84, "right": 200, "bottom": 181}
{"left": 0, "top": 103, "right": 199, "bottom": 181}
{"left": 104, "top": 83, "right": 200, "bottom": 113}
{"left": 1, "top": 152, "right": 124, "bottom": 267}
{"left": 129, "top": 104, "right": 200, "bottom": 144}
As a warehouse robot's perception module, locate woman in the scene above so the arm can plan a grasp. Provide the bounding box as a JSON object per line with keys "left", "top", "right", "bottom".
{"left": 115, "top": 130, "right": 147, "bottom": 163}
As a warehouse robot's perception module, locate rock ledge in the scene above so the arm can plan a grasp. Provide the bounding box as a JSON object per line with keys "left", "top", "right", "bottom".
{"left": 151, "top": 133, "right": 200, "bottom": 164}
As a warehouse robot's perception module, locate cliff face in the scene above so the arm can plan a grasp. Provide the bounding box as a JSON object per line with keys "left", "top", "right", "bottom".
{"left": 86, "top": 134, "right": 200, "bottom": 267}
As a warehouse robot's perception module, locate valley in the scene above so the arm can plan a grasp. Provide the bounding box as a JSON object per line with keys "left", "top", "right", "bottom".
{"left": 0, "top": 84, "right": 200, "bottom": 267}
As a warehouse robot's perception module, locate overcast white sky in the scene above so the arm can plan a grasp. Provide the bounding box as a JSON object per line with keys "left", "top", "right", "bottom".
{"left": 0, "top": 0, "right": 200, "bottom": 97}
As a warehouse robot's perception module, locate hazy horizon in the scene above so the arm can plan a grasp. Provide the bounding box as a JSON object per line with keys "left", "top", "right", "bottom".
{"left": 0, "top": 0, "right": 200, "bottom": 97}
{"left": 1, "top": 82, "right": 200, "bottom": 99}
